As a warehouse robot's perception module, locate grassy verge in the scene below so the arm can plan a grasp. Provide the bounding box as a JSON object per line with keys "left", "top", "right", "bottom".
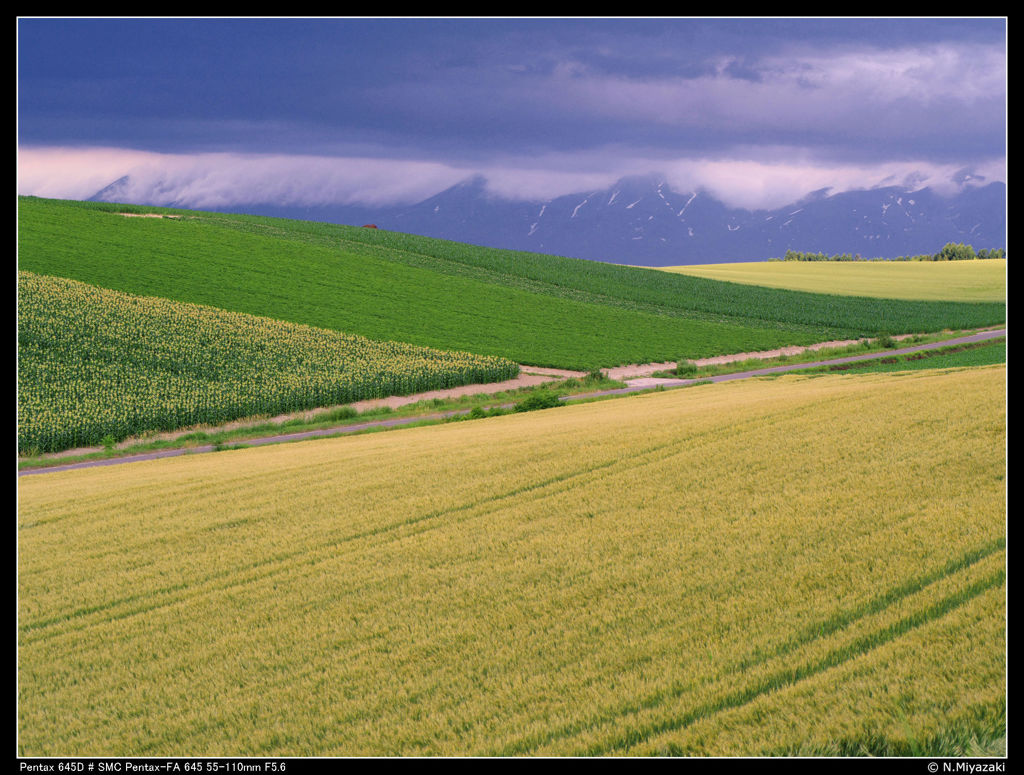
{"left": 652, "top": 330, "right": 1000, "bottom": 380}
{"left": 791, "top": 338, "right": 1006, "bottom": 376}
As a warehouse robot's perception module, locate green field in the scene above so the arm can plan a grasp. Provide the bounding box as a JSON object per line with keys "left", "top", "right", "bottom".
{"left": 17, "top": 197, "right": 1006, "bottom": 369}
{"left": 18, "top": 366, "right": 1006, "bottom": 756}
{"left": 662, "top": 259, "right": 1007, "bottom": 303}
{"left": 17, "top": 271, "right": 518, "bottom": 453}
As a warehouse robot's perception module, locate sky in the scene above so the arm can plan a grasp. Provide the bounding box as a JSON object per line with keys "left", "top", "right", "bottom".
{"left": 17, "top": 17, "right": 1007, "bottom": 211}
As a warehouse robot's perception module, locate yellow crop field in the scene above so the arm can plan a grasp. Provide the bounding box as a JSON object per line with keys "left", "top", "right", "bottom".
{"left": 18, "top": 366, "right": 1006, "bottom": 756}
{"left": 661, "top": 259, "right": 1007, "bottom": 303}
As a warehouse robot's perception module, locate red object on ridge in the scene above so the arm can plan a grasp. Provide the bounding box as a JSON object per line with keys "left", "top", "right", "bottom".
{"left": 362, "top": 224, "right": 378, "bottom": 229}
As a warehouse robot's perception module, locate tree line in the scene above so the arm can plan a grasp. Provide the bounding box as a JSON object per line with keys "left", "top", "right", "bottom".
{"left": 771, "top": 243, "right": 1005, "bottom": 262}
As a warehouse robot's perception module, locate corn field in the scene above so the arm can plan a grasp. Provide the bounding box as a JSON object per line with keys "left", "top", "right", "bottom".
{"left": 18, "top": 272, "right": 519, "bottom": 453}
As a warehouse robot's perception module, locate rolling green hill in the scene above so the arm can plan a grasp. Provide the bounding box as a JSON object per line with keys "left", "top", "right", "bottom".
{"left": 18, "top": 196, "right": 1006, "bottom": 369}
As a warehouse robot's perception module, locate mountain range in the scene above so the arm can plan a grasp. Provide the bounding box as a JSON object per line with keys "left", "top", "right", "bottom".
{"left": 89, "top": 173, "right": 1006, "bottom": 266}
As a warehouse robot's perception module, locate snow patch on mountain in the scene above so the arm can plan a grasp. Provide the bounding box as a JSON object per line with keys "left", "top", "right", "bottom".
{"left": 678, "top": 192, "right": 697, "bottom": 217}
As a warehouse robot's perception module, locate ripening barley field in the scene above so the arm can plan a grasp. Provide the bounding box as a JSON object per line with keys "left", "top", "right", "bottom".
{"left": 17, "top": 271, "right": 517, "bottom": 453}
{"left": 662, "top": 259, "right": 1007, "bottom": 303}
{"left": 18, "top": 366, "right": 1006, "bottom": 756}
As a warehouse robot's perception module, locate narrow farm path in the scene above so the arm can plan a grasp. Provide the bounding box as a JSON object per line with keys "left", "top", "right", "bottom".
{"left": 601, "top": 329, "right": 981, "bottom": 380}
{"left": 17, "top": 328, "right": 1005, "bottom": 477}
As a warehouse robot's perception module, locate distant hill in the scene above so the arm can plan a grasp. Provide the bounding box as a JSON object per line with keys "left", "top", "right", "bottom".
{"left": 88, "top": 174, "right": 1006, "bottom": 266}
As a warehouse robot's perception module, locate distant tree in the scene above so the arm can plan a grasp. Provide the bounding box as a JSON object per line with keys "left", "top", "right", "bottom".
{"left": 933, "top": 242, "right": 977, "bottom": 261}
{"left": 771, "top": 244, "right": 1002, "bottom": 262}
{"left": 977, "top": 248, "right": 1006, "bottom": 260}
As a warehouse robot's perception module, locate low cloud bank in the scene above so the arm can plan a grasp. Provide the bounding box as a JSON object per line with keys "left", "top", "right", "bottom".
{"left": 18, "top": 146, "right": 1005, "bottom": 213}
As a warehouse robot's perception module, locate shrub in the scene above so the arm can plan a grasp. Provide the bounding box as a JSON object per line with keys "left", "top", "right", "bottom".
{"left": 514, "top": 390, "right": 562, "bottom": 413}
{"left": 325, "top": 406, "right": 359, "bottom": 422}
{"left": 448, "top": 405, "right": 509, "bottom": 423}
{"left": 674, "top": 360, "right": 700, "bottom": 377}
{"left": 876, "top": 333, "right": 897, "bottom": 349}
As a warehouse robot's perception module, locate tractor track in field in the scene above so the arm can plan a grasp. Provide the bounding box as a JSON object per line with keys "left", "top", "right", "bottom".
{"left": 17, "top": 328, "right": 1005, "bottom": 477}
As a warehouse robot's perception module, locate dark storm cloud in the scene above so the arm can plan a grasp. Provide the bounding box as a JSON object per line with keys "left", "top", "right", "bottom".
{"left": 17, "top": 17, "right": 1006, "bottom": 208}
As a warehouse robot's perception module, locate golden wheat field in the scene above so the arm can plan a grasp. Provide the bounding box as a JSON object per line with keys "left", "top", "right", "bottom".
{"left": 661, "top": 259, "right": 1007, "bottom": 303}
{"left": 17, "top": 366, "right": 1006, "bottom": 756}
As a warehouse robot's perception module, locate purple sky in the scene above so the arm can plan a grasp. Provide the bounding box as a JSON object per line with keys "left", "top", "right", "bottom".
{"left": 17, "top": 17, "right": 1007, "bottom": 210}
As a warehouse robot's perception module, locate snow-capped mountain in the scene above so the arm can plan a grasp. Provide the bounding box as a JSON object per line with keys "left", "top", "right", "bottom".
{"left": 88, "top": 174, "right": 1006, "bottom": 266}
{"left": 384, "top": 175, "right": 1005, "bottom": 265}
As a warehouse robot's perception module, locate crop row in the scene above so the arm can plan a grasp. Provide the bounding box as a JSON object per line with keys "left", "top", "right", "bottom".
{"left": 17, "top": 271, "right": 519, "bottom": 453}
